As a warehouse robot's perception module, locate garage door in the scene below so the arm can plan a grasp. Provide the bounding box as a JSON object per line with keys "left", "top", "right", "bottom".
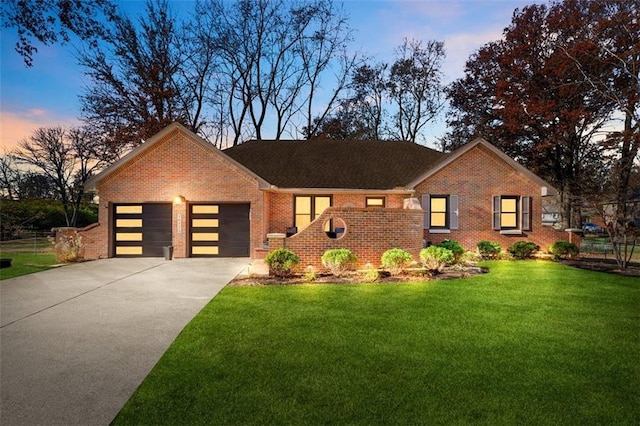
{"left": 189, "top": 203, "right": 250, "bottom": 257}
{"left": 114, "top": 203, "right": 172, "bottom": 257}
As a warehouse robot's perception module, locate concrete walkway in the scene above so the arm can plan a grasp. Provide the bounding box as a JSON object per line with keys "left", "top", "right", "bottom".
{"left": 0, "top": 257, "right": 249, "bottom": 425}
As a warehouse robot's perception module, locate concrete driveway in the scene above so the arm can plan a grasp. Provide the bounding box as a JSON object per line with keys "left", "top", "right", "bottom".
{"left": 0, "top": 257, "right": 249, "bottom": 425}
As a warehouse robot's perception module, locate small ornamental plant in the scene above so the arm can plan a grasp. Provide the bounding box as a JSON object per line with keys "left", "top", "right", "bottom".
{"left": 420, "top": 246, "right": 454, "bottom": 273}
{"left": 436, "top": 240, "right": 464, "bottom": 263}
{"left": 477, "top": 240, "right": 501, "bottom": 259}
{"left": 381, "top": 248, "right": 413, "bottom": 275}
{"left": 549, "top": 241, "right": 579, "bottom": 260}
{"left": 507, "top": 241, "right": 539, "bottom": 259}
{"left": 264, "top": 248, "right": 300, "bottom": 278}
{"left": 321, "top": 248, "right": 357, "bottom": 277}
{"left": 303, "top": 265, "right": 319, "bottom": 282}
{"left": 362, "top": 264, "right": 380, "bottom": 282}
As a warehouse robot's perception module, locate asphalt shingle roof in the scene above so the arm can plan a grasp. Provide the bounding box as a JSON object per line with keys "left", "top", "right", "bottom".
{"left": 224, "top": 139, "right": 447, "bottom": 190}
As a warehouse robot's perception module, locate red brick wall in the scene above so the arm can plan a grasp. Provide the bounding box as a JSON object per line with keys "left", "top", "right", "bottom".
{"left": 414, "top": 144, "right": 565, "bottom": 252}
{"left": 77, "top": 223, "right": 105, "bottom": 260}
{"left": 274, "top": 206, "right": 423, "bottom": 270}
{"left": 86, "top": 128, "right": 265, "bottom": 259}
{"left": 267, "top": 192, "right": 407, "bottom": 234}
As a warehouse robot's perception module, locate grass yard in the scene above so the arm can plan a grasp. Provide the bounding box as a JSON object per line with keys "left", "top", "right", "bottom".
{"left": 113, "top": 261, "right": 640, "bottom": 425}
{"left": 0, "top": 252, "right": 59, "bottom": 280}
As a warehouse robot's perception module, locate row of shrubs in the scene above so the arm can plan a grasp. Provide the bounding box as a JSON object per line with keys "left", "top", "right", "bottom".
{"left": 264, "top": 239, "right": 579, "bottom": 278}
{"left": 478, "top": 240, "right": 579, "bottom": 260}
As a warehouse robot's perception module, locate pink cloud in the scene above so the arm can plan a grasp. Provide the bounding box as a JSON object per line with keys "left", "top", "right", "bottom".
{"left": 0, "top": 109, "right": 79, "bottom": 151}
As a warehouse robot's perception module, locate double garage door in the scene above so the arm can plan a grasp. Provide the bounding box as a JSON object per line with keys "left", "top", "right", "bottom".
{"left": 114, "top": 203, "right": 249, "bottom": 257}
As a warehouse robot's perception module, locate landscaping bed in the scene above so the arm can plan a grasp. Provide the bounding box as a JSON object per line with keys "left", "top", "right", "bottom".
{"left": 561, "top": 257, "right": 640, "bottom": 277}
{"left": 231, "top": 265, "right": 487, "bottom": 286}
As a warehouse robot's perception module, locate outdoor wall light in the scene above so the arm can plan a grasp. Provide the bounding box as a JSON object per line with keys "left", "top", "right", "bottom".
{"left": 174, "top": 195, "right": 186, "bottom": 205}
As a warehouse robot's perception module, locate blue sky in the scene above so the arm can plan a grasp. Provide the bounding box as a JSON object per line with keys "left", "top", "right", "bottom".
{"left": 0, "top": 0, "right": 534, "bottom": 150}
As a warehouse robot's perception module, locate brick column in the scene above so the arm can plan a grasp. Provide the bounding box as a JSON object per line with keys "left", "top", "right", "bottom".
{"left": 267, "top": 233, "right": 286, "bottom": 251}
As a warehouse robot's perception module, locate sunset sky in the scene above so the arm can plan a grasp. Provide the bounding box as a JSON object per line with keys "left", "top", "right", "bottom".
{"left": 0, "top": 0, "right": 534, "bottom": 150}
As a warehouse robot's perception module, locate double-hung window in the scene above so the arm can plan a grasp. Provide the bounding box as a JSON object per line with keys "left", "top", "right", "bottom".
{"left": 294, "top": 195, "right": 331, "bottom": 230}
{"left": 422, "top": 194, "right": 459, "bottom": 233}
{"left": 492, "top": 195, "right": 532, "bottom": 233}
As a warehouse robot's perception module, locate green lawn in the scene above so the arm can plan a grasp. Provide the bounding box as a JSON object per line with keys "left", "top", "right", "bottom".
{"left": 113, "top": 261, "right": 640, "bottom": 425}
{"left": 0, "top": 252, "right": 59, "bottom": 280}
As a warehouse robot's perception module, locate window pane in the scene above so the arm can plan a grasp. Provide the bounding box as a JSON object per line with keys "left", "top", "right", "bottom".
{"left": 431, "top": 212, "right": 447, "bottom": 227}
{"left": 315, "top": 196, "right": 331, "bottom": 216}
{"left": 192, "top": 205, "right": 219, "bottom": 214}
{"left": 295, "top": 214, "right": 311, "bottom": 229}
{"left": 295, "top": 196, "right": 311, "bottom": 214}
{"left": 501, "top": 212, "right": 517, "bottom": 227}
{"left": 501, "top": 198, "right": 517, "bottom": 213}
{"left": 366, "top": 197, "right": 385, "bottom": 207}
{"left": 192, "top": 219, "right": 219, "bottom": 227}
{"left": 116, "top": 205, "right": 142, "bottom": 214}
{"left": 431, "top": 197, "right": 447, "bottom": 212}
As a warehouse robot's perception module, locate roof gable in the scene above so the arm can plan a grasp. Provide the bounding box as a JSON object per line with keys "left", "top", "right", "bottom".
{"left": 85, "top": 122, "right": 269, "bottom": 191}
{"left": 407, "top": 138, "right": 557, "bottom": 195}
{"left": 224, "top": 139, "right": 446, "bottom": 190}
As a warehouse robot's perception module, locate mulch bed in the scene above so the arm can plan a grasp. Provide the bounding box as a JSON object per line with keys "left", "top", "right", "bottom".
{"left": 230, "top": 266, "right": 488, "bottom": 286}
{"left": 561, "top": 258, "right": 640, "bottom": 277}
{"left": 231, "top": 258, "right": 640, "bottom": 286}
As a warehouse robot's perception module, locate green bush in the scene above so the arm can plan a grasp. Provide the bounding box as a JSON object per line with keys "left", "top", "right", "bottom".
{"left": 361, "top": 266, "right": 380, "bottom": 282}
{"left": 507, "top": 241, "right": 540, "bottom": 259}
{"left": 265, "top": 248, "right": 300, "bottom": 277}
{"left": 549, "top": 241, "right": 579, "bottom": 260}
{"left": 477, "top": 240, "right": 501, "bottom": 259}
{"left": 381, "top": 248, "right": 413, "bottom": 275}
{"left": 460, "top": 250, "right": 482, "bottom": 265}
{"left": 321, "top": 248, "right": 357, "bottom": 277}
{"left": 437, "top": 240, "right": 464, "bottom": 263}
{"left": 420, "top": 246, "right": 454, "bottom": 273}
{"left": 303, "top": 266, "right": 318, "bottom": 282}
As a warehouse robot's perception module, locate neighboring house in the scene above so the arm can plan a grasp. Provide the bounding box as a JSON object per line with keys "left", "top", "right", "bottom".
{"left": 80, "top": 122, "right": 563, "bottom": 267}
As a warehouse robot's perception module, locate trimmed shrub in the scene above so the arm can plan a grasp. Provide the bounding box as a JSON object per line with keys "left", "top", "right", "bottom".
{"left": 321, "top": 248, "right": 357, "bottom": 277}
{"left": 549, "top": 241, "right": 579, "bottom": 260}
{"left": 477, "top": 240, "right": 501, "bottom": 259}
{"left": 420, "top": 246, "right": 454, "bottom": 273}
{"left": 265, "top": 248, "right": 300, "bottom": 277}
{"left": 460, "top": 250, "right": 482, "bottom": 265}
{"left": 381, "top": 248, "right": 413, "bottom": 275}
{"left": 437, "top": 240, "right": 464, "bottom": 263}
{"left": 362, "top": 266, "right": 380, "bottom": 282}
{"left": 303, "top": 265, "right": 318, "bottom": 282}
{"left": 507, "top": 241, "right": 540, "bottom": 259}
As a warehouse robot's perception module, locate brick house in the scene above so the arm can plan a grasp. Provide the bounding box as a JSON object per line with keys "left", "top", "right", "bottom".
{"left": 80, "top": 122, "right": 563, "bottom": 267}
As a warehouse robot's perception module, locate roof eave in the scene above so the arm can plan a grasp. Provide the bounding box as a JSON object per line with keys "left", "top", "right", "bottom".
{"left": 265, "top": 187, "right": 414, "bottom": 195}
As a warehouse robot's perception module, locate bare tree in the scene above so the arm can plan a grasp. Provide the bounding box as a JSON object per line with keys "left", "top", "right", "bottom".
{"left": 13, "top": 126, "right": 114, "bottom": 226}
{"left": 0, "top": 153, "right": 20, "bottom": 200}
{"left": 194, "top": 0, "right": 357, "bottom": 145}
{"left": 387, "top": 39, "right": 446, "bottom": 142}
